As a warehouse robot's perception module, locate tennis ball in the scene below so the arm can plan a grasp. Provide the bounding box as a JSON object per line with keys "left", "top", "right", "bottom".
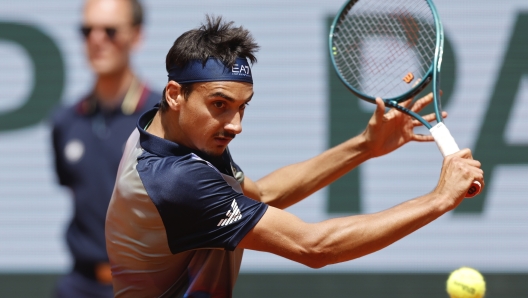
{"left": 446, "top": 267, "right": 486, "bottom": 298}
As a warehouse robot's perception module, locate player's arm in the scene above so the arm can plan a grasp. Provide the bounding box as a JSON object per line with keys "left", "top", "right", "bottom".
{"left": 242, "top": 94, "right": 445, "bottom": 209}
{"left": 239, "top": 150, "right": 483, "bottom": 268}
{"left": 241, "top": 132, "right": 370, "bottom": 209}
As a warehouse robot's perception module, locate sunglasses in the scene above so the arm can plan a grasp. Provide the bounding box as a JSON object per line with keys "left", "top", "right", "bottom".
{"left": 80, "top": 26, "right": 118, "bottom": 40}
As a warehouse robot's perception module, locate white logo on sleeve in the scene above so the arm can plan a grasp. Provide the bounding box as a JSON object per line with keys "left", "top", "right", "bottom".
{"left": 217, "top": 199, "right": 243, "bottom": 226}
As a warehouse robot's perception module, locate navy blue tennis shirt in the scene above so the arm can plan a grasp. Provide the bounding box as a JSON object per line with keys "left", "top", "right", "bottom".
{"left": 105, "top": 105, "right": 268, "bottom": 297}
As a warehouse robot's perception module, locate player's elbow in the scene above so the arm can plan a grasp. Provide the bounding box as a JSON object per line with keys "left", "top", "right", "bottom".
{"left": 303, "top": 253, "right": 329, "bottom": 269}
{"left": 297, "top": 238, "right": 335, "bottom": 269}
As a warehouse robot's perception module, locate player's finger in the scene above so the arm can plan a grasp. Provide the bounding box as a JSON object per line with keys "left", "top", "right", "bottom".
{"left": 412, "top": 111, "right": 448, "bottom": 126}
{"left": 409, "top": 89, "right": 444, "bottom": 113}
{"left": 474, "top": 176, "right": 485, "bottom": 191}
{"left": 467, "top": 159, "right": 482, "bottom": 168}
{"left": 409, "top": 92, "right": 433, "bottom": 112}
{"left": 400, "top": 97, "right": 413, "bottom": 108}
{"left": 374, "top": 97, "right": 386, "bottom": 120}
{"left": 411, "top": 134, "right": 434, "bottom": 142}
{"left": 467, "top": 163, "right": 484, "bottom": 189}
{"left": 448, "top": 148, "right": 474, "bottom": 160}
{"left": 466, "top": 167, "right": 485, "bottom": 196}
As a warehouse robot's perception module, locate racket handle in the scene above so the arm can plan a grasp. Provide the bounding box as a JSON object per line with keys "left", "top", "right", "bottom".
{"left": 430, "top": 123, "right": 481, "bottom": 198}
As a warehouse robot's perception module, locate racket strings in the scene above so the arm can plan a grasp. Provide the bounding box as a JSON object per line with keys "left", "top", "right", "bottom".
{"left": 332, "top": 0, "right": 437, "bottom": 99}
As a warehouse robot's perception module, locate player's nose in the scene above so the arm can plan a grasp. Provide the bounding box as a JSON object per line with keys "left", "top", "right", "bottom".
{"left": 224, "top": 112, "right": 242, "bottom": 135}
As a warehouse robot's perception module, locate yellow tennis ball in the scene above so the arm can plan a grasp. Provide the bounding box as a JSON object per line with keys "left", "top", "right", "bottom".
{"left": 446, "top": 267, "right": 486, "bottom": 298}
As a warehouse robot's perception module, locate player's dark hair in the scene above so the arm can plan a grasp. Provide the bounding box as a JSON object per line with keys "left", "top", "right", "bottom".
{"left": 160, "top": 15, "right": 259, "bottom": 111}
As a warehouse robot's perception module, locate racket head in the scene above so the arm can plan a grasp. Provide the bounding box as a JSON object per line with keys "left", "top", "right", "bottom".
{"left": 329, "top": 0, "right": 443, "bottom": 106}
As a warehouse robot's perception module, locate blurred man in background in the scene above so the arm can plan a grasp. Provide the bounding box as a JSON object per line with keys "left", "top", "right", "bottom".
{"left": 50, "top": 0, "right": 159, "bottom": 296}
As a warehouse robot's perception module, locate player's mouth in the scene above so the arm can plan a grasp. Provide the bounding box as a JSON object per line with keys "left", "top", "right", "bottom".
{"left": 213, "top": 132, "right": 236, "bottom": 146}
{"left": 213, "top": 137, "right": 233, "bottom": 146}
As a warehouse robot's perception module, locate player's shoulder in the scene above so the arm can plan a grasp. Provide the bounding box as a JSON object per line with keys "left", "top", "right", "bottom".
{"left": 135, "top": 151, "right": 245, "bottom": 224}
{"left": 137, "top": 151, "right": 230, "bottom": 201}
{"left": 138, "top": 151, "right": 221, "bottom": 182}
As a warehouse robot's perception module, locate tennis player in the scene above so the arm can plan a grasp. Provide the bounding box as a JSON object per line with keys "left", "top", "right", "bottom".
{"left": 105, "top": 16, "right": 484, "bottom": 297}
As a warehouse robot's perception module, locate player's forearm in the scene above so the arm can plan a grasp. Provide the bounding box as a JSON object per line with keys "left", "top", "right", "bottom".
{"left": 310, "top": 192, "right": 446, "bottom": 267}
{"left": 257, "top": 133, "right": 372, "bottom": 209}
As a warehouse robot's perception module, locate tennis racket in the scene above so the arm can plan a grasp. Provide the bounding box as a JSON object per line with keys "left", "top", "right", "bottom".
{"left": 329, "top": 0, "right": 481, "bottom": 198}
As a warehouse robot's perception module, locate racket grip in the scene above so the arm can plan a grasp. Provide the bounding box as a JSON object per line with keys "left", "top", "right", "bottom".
{"left": 430, "top": 123, "right": 481, "bottom": 198}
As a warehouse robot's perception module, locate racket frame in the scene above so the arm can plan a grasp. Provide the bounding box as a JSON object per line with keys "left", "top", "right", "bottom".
{"left": 329, "top": 0, "right": 481, "bottom": 198}
{"left": 328, "top": 0, "right": 444, "bottom": 129}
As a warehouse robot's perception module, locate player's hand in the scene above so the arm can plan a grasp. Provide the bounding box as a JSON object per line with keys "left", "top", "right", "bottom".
{"left": 363, "top": 94, "right": 447, "bottom": 158}
{"left": 433, "top": 149, "right": 484, "bottom": 209}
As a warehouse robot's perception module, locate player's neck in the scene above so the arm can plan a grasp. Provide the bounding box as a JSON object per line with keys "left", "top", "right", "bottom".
{"left": 149, "top": 110, "right": 194, "bottom": 150}
{"left": 94, "top": 68, "right": 136, "bottom": 110}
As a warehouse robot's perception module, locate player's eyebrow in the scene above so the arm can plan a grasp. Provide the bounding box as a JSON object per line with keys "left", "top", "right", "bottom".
{"left": 209, "top": 91, "right": 254, "bottom": 103}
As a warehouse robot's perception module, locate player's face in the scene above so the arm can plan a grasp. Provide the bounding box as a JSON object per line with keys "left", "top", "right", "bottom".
{"left": 81, "top": 0, "right": 141, "bottom": 76}
{"left": 178, "top": 81, "right": 253, "bottom": 157}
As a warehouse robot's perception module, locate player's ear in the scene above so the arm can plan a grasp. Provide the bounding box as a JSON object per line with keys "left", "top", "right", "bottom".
{"left": 165, "top": 81, "right": 183, "bottom": 111}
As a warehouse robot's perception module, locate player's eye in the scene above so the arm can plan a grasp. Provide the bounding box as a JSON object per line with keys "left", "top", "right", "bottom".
{"left": 213, "top": 101, "right": 225, "bottom": 109}
{"left": 240, "top": 102, "right": 249, "bottom": 110}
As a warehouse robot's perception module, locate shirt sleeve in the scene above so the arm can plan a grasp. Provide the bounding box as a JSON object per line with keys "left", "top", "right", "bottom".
{"left": 137, "top": 154, "right": 268, "bottom": 254}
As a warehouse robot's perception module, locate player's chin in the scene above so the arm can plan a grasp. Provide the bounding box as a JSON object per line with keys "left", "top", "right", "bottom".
{"left": 206, "top": 149, "right": 227, "bottom": 157}
{"left": 204, "top": 145, "right": 228, "bottom": 157}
